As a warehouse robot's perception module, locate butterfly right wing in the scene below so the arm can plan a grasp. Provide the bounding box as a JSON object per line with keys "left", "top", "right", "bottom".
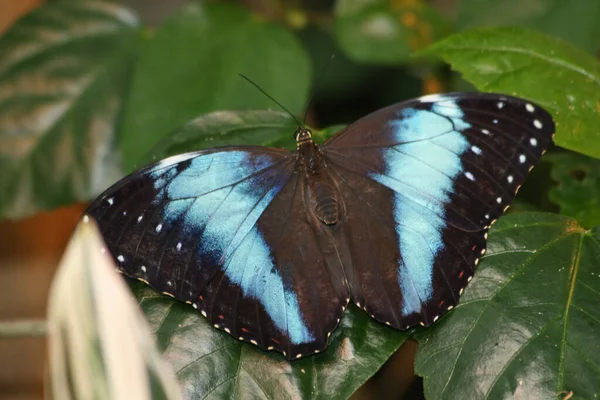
{"left": 321, "top": 93, "right": 554, "bottom": 329}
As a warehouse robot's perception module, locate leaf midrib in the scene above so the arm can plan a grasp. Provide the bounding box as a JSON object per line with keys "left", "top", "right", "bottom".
{"left": 557, "top": 232, "right": 584, "bottom": 391}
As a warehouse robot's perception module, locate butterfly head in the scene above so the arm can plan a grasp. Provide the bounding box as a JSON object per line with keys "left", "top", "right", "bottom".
{"left": 295, "top": 127, "right": 313, "bottom": 146}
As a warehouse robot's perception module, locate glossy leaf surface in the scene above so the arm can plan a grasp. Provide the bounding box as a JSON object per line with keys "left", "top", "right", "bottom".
{"left": 132, "top": 281, "right": 409, "bottom": 400}
{"left": 120, "top": 2, "right": 311, "bottom": 170}
{"left": 547, "top": 152, "right": 600, "bottom": 228}
{"left": 415, "top": 213, "right": 600, "bottom": 399}
{"left": 418, "top": 27, "right": 600, "bottom": 159}
{"left": 0, "top": 0, "right": 139, "bottom": 219}
{"left": 143, "top": 110, "right": 298, "bottom": 163}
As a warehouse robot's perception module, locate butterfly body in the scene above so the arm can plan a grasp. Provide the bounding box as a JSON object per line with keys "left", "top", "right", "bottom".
{"left": 297, "top": 131, "right": 341, "bottom": 225}
{"left": 85, "top": 93, "right": 554, "bottom": 359}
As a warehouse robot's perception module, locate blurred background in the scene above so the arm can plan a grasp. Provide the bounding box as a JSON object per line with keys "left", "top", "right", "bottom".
{"left": 1, "top": 0, "right": 598, "bottom": 399}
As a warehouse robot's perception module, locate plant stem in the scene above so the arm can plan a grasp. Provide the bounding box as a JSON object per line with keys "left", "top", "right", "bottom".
{"left": 0, "top": 319, "right": 47, "bottom": 338}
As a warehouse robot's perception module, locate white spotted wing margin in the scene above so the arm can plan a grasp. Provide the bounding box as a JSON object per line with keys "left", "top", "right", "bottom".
{"left": 321, "top": 92, "right": 554, "bottom": 331}
{"left": 84, "top": 145, "right": 349, "bottom": 360}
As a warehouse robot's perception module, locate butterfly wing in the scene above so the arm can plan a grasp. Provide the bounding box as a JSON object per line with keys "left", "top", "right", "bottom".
{"left": 321, "top": 93, "right": 554, "bottom": 328}
{"left": 85, "top": 146, "right": 348, "bottom": 359}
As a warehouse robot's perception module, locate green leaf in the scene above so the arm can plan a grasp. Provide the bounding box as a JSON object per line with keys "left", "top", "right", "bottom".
{"left": 263, "top": 123, "right": 347, "bottom": 150}
{"left": 334, "top": 0, "right": 451, "bottom": 65}
{"left": 143, "top": 110, "right": 298, "bottom": 163}
{"left": 47, "top": 218, "right": 182, "bottom": 400}
{"left": 547, "top": 152, "right": 600, "bottom": 228}
{"left": 142, "top": 111, "right": 343, "bottom": 166}
{"left": 418, "top": 27, "right": 600, "bottom": 159}
{"left": 126, "top": 115, "right": 407, "bottom": 399}
{"left": 120, "top": 2, "right": 311, "bottom": 171}
{"left": 131, "top": 281, "right": 409, "bottom": 400}
{"left": 456, "top": 0, "right": 600, "bottom": 54}
{"left": 415, "top": 213, "right": 600, "bottom": 399}
{"left": 0, "top": 0, "right": 140, "bottom": 220}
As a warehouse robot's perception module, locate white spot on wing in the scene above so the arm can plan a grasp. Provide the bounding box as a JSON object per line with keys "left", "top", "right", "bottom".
{"left": 107, "top": 197, "right": 114, "bottom": 206}
{"left": 419, "top": 93, "right": 444, "bottom": 103}
{"left": 141, "top": 265, "right": 146, "bottom": 273}
{"left": 507, "top": 175, "right": 514, "bottom": 183}
{"left": 137, "top": 215, "right": 143, "bottom": 223}
{"left": 493, "top": 119, "right": 498, "bottom": 124}
{"left": 152, "top": 153, "right": 197, "bottom": 170}
{"left": 481, "top": 129, "right": 490, "bottom": 135}
{"left": 497, "top": 102, "right": 504, "bottom": 109}
{"left": 117, "top": 255, "right": 125, "bottom": 262}
{"left": 471, "top": 145, "right": 482, "bottom": 155}
{"left": 534, "top": 119, "right": 543, "bottom": 129}
{"left": 496, "top": 197, "right": 502, "bottom": 204}
{"left": 525, "top": 103, "right": 535, "bottom": 112}
{"left": 155, "top": 223, "right": 163, "bottom": 233}
{"left": 519, "top": 154, "right": 527, "bottom": 163}
{"left": 530, "top": 138, "right": 538, "bottom": 146}
{"left": 176, "top": 242, "right": 182, "bottom": 251}
{"left": 465, "top": 171, "right": 475, "bottom": 181}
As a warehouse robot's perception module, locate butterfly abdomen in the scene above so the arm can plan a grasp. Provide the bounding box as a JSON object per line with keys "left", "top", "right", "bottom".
{"left": 308, "top": 178, "right": 340, "bottom": 225}
{"left": 299, "top": 141, "right": 340, "bottom": 225}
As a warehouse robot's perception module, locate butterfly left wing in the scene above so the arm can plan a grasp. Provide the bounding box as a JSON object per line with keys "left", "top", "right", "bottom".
{"left": 321, "top": 93, "right": 554, "bottom": 328}
{"left": 85, "top": 146, "right": 349, "bottom": 359}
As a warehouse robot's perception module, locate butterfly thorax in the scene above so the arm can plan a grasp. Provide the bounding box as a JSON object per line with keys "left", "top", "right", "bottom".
{"left": 296, "top": 127, "right": 340, "bottom": 226}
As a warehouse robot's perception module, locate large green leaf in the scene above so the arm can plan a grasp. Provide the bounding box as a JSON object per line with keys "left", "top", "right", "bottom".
{"left": 456, "top": 0, "right": 600, "bottom": 54}
{"left": 143, "top": 111, "right": 344, "bottom": 164}
{"left": 120, "top": 2, "right": 311, "bottom": 171}
{"left": 48, "top": 218, "right": 182, "bottom": 400}
{"left": 143, "top": 110, "right": 298, "bottom": 163}
{"left": 125, "top": 113, "right": 408, "bottom": 399}
{"left": 418, "top": 27, "right": 600, "bottom": 159}
{"left": 132, "top": 282, "right": 409, "bottom": 400}
{"left": 415, "top": 213, "right": 600, "bottom": 399}
{"left": 0, "top": 0, "right": 140, "bottom": 220}
{"left": 546, "top": 152, "right": 600, "bottom": 228}
{"left": 334, "top": 0, "right": 451, "bottom": 65}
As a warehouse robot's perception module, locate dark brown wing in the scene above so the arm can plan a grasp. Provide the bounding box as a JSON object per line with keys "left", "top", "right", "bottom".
{"left": 321, "top": 93, "right": 554, "bottom": 328}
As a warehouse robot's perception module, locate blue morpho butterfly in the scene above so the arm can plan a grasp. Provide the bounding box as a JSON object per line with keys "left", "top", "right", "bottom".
{"left": 84, "top": 92, "right": 554, "bottom": 360}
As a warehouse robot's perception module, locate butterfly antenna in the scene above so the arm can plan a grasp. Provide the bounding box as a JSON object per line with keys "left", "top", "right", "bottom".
{"left": 238, "top": 74, "right": 302, "bottom": 127}
{"left": 302, "top": 54, "right": 335, "bottom": 126}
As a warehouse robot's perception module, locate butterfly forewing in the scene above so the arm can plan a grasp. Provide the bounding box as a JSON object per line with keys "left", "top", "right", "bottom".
{"left": 322, "top": 93, "right": 554, "bottom": 328}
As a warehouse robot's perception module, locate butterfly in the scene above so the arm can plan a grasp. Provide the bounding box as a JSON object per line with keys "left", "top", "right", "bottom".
{"left": 84, "top": 93, "right": 554, "bottom": 360}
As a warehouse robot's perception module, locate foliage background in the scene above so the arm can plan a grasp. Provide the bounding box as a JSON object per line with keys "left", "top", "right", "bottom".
{"left": 0, "top": 0, "right": 599, "bottom": 399}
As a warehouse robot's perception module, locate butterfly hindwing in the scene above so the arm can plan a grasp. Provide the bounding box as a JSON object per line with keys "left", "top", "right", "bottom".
{"left": 322, "top": 93, "right": 554, "bottom": 327}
